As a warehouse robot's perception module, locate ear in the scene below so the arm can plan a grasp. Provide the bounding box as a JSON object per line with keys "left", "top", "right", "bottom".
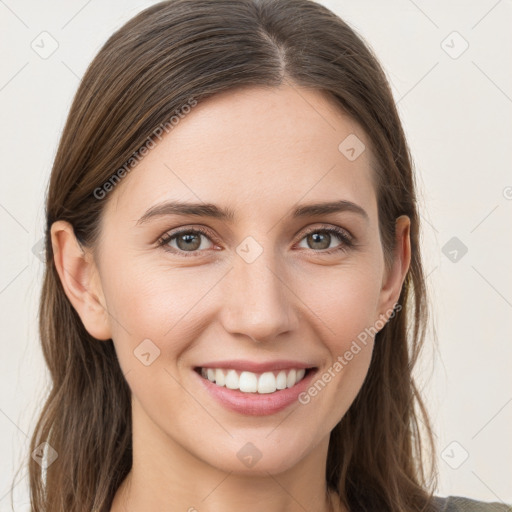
{"left": 50, "top": 220, "right": 111, "bottom": 341}
{"left": 376, "top": 215, "right": 411, "bottom": 322}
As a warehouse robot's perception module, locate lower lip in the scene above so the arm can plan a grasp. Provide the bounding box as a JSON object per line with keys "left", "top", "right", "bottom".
{"left": 193, "top": 368, "right": 318, "bottom": 416}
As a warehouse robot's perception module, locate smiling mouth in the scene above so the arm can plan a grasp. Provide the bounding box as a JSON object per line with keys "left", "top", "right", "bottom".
{"left": 194, "top": 366, "right": 316, "bottom": 394}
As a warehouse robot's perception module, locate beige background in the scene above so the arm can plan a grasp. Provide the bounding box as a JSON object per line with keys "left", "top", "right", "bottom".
{"left": 0, "top": 0, "right": 511, "bottom": 509}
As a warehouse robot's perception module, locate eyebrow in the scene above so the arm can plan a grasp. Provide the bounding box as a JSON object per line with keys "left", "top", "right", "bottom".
{"left": 136, "top": 199, "right": 369, "bottom": 225}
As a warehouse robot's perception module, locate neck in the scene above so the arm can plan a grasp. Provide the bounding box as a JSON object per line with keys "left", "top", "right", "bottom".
{"left": 113, "top": 472, "right": 343, "bottom": 512}
{"left": 110, "top": 399, "right": 347, "bottom": 512}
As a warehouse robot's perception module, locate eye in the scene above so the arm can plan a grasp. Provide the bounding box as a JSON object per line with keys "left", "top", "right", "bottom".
{"left": 296, "top": 225, "right": 354, "bottom": 253}
{"left": 157, "top": 224, "right": 354, "bottom": 257}
{"left": 157, "top": 227, "right": 216, "bottom": 256}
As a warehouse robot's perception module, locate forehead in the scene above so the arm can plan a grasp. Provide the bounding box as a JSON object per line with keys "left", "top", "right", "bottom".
{"left": 106, "top": 84, "right": 377, "bottom": 224}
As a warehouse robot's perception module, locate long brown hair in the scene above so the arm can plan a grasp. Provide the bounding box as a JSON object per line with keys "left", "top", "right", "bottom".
{"left": 25, "top": 0, "right": 437, "bottom": 510}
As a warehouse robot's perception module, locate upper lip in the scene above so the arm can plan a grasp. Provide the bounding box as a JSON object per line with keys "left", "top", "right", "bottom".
{"left": 195, "top": 359, "right": 317, "bottom": 373}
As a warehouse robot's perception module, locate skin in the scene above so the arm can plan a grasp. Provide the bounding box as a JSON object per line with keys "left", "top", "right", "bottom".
{"left": 51, "top": 84, "right": 411, "bottom": 512}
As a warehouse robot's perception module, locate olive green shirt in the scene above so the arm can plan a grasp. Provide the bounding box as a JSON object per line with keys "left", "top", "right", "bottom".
{"left": 434, "top": 496, "right": 512, "bottom": 511}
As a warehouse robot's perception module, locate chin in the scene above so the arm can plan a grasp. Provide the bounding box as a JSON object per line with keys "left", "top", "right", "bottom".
{"left": 192, "top": 431, "right": 320, "bottom": 476}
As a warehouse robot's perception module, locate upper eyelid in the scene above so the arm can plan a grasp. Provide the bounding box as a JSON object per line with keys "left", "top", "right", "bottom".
{"left": 301, "top": 224, "right": 352, "bottom": 238}
{"left": 157, "top": 225, "right": 218, "bottom": 245}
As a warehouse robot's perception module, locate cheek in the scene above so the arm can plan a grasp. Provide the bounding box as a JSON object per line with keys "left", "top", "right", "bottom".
{"left": 292, "top": 262, "right": 381, "bottom": 419}
{"left": 294, "top": 259, "right": 383, "bottom": 348}
{"left": 100, "top": 252, "right": 223, "bottom": 368}
{"left": 101, "top": 256, "right": 217, "bottom": 422}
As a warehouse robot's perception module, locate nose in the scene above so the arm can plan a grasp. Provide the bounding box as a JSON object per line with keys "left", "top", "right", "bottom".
{"left": 219, "top": 247, "right": 299, "bottom": 344}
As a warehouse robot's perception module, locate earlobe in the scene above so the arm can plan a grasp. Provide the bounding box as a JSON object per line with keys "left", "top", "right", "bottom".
{"left": 50, "top": 220, "right": 111, "bottom": 341}
{"left": 376, "top": 215, "right": 411, "bottom": 323}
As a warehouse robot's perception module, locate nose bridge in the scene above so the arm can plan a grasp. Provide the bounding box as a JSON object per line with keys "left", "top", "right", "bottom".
{"left": 221, "top": 237, "right": 297, "bottom": 342}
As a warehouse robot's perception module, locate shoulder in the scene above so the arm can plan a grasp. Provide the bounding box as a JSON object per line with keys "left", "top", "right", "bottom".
{"left": 433, "top": 495, "right": 512, "bottom": 512}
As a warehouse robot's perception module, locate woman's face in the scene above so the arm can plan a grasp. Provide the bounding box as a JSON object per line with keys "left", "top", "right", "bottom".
{"left": 61, "top": 84, "right": 409, "bottom": 475}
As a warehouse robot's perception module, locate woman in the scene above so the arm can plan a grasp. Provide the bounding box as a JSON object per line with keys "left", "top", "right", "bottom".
{"left": 27, "top": 0, "right": 510, "bottom": 511}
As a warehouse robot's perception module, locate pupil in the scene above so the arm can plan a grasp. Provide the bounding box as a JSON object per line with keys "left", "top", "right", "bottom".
{"left": 178, "top": 233, "right": 200, "bottom": 251}
{"left": 309, "top": 232, "right": 329, "bottom": 250}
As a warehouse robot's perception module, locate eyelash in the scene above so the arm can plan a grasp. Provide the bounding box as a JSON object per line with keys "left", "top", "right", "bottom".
{"left": 156, "top": 224, "right": 354, "bottom": 257}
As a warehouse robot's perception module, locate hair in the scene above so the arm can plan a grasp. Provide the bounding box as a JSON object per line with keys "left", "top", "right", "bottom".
{"left": 23, "top": 0, "right": 437, "bottom": 510}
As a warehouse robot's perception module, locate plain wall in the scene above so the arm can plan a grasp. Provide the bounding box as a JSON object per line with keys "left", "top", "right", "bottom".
{"left": 0, "top": 0, "right": 510, "bottom": 509}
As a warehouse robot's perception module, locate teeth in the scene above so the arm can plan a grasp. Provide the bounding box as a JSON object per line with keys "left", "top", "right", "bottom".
{"left": 215, "top": 368, "right": 225, "bottom": 386}
{"left": 286, "top": 369, "right": 296, "bottom": 388}
{"left": 240, "top": 371, "right": 258, "bottom": 392}
{"left": 199, "top": 367, "right": 309, "bottom": 394}
{"left": 225, "top": 369, "right": 239, "bottom": 389}
{"left": 276, "top": 370, "right": 287, "bottom": 390}
{"left": 257, "top": 372, "right": 275, "bottom": 394}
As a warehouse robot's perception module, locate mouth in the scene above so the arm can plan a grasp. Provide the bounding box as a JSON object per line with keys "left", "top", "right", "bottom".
{"left": 193, "top": 366, "right": 317, "bottom": 394}
{"left": 192, "top": 359, "right": 320, "bottom": 416}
